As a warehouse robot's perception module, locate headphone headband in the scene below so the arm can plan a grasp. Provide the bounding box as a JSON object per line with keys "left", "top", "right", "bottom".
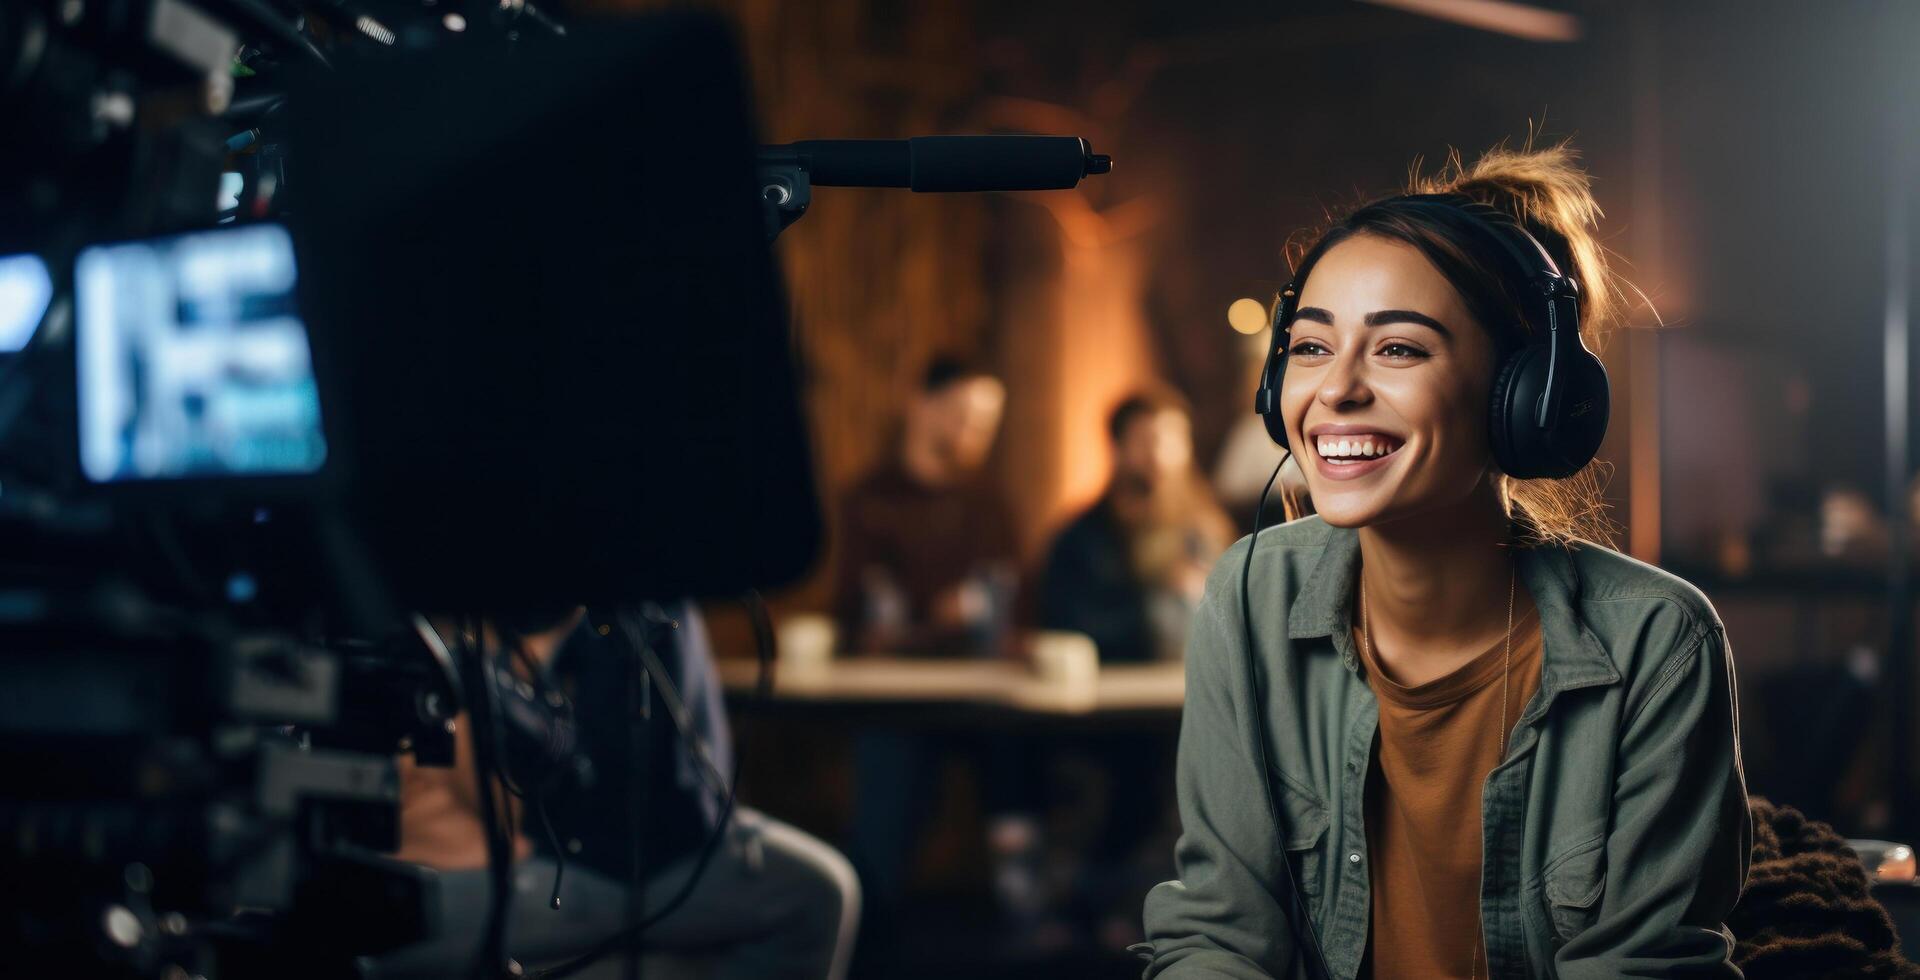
{"left": 1390, "top": 194, "right": 1574, "bottom": 297}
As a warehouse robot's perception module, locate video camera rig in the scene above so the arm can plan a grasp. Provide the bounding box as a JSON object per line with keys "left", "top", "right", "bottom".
{"left": 0, "top": 1, "right": 1108, "bottom": 976}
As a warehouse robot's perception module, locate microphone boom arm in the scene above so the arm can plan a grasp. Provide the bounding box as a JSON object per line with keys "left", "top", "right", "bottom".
{"left": 756, "top": 135, "right": 1112, "bottom": 240}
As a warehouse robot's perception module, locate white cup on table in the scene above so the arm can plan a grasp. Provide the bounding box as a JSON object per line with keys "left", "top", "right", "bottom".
{"left": 1030, "top": 630, "right": 1099, "bottom": 696}
{"left": 777, "top": 612, "right": 836, "bottom": 676}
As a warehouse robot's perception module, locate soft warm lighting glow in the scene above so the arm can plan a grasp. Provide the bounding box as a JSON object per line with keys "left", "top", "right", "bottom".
{"left": 1878, "top": 845, "right": 1917, "bottom": 883}
{"left": 1357, "top": 0, "right": 1581, "bottom": 42}
{"left": 1054, "top": 242, "right": 1154, "bottom": 512}
{"left": 442, "top": 12, "right": 467, "bottom": 31}
{"left": 1228, "top": 297, "right": 1269, "bottom": 335}
{"left": 1002, "top": 189, "right": 1160, "bottom": 547}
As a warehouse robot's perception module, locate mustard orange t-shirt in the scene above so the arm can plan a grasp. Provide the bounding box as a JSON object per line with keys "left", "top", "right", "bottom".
{"left": 1355, "top": 604, "right": 1543, "bottom": 979}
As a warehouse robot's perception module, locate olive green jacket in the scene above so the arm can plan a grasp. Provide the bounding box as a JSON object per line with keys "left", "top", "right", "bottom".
{"left": 1140, "top": 516, "right": 1750, "bottom": 979}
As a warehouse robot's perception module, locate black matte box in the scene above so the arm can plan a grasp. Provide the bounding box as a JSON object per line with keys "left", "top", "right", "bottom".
{"left": 289, "top": 12, "right": 819, "bottom": 612}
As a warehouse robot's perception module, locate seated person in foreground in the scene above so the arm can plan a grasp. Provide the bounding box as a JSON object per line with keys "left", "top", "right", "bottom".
{"left": 369, "top": 604, "right": 858, "bottom": 980}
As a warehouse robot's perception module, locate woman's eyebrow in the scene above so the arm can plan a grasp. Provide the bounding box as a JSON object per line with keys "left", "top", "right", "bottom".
{"left": 1364, "top": 309, "right": 1452, "bottom": 338}
{"left": 1292, "top": 306, "right": 1452, "bottom": 338}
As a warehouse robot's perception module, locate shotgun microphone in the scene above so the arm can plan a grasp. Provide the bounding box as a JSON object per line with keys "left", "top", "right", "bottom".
{"left": 760, "top": 136, "right": 1112, "bottom": 192}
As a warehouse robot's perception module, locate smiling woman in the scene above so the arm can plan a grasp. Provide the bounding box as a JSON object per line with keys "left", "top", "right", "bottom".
{"left": 1139, "top": 143, "right": 1751, "bottom": 980}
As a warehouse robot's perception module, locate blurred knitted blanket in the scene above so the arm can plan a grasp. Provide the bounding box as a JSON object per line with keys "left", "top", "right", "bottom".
{"left": 1730, "top": 798, "right": 1920, "bottom": 978}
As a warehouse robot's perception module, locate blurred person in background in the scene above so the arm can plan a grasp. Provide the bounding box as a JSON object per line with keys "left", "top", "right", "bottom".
{"left": 829, "top": 357, "right": 1044, "bottom": 956}
{"left": 1142, "top": 143, "right": 1749, "bottom": 978}
{"left": 833, "top": 357, "right": 1018, "bottom": 658}
{"left": 1819, "top": 484, "right": 1891, "bottom": 565}
{"left": 1042, "top": 388, "right": 1234, "bottom": 663}
{"left": 1036, "top": 389, "right": 1233, "bottom": 948}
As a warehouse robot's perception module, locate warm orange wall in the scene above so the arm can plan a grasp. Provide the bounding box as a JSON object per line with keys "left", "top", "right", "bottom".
{"left": 995, "top": 199, "right": 1161, "bottom": 559}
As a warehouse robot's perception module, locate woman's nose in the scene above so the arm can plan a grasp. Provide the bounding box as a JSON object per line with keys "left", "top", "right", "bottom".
{"left": 1317, "top": 351, "right": 1371, "bottom": 408}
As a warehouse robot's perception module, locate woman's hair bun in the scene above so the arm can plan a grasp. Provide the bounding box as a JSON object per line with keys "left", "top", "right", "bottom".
{"left": 1414, "top": 141, "right": 1628, "bottom": 339}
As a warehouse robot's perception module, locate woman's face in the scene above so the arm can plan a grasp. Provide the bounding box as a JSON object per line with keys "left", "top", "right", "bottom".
{"left": 1279, "top": 234, "right": 1503, "bottom": 528}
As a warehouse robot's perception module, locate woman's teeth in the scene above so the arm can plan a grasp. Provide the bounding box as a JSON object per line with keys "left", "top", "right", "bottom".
{"left": 1316, "top": 436, "right": 1402, "bottom": 464}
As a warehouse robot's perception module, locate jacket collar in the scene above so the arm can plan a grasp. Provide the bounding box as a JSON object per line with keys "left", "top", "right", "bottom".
{"left": 1285, "top": 521, "right": 1621, "bottom": 706}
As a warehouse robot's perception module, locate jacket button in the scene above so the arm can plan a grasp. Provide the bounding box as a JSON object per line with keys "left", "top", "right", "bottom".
{"left": 1348, "top": 852, "right": 1362, "bottom": 865}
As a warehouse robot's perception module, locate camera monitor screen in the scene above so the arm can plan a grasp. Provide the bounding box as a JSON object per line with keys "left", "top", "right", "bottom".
{"left": 0, "top": 253, "right": 52, "bottom": 353}
{"left": 75, "top": 223, "right": 327, "bottom": 483}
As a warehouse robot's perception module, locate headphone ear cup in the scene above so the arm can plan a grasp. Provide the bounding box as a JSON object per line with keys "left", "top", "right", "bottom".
{"left": 1263, "top": 351, "right": 1291, "bottom": 449}
{"left": 1264, "top": 408, "right": 1291, "bottom": 449}
{"left": 1487, "top": 344, "right": 1537, "bottom": 477}
{"left": 1489, "top": 342, "right": 1611, "bottom": 480}
{"left": 1550, "top": 348, "right": 1611, "bottom": 474}
{"left": 1258, "top": 286, "right": 1298, "bottom": 450}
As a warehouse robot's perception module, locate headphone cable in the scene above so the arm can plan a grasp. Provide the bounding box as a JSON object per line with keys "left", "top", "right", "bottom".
{"left": 1239, "top": 453, "right": 1335, "bottom": 980}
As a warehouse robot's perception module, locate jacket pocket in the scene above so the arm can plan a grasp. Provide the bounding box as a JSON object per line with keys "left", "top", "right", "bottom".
{"left": 1542, "top": 835, "right": 1606, "bottom": 942}
{"left": 1272, "top": 769, "right": 1330, "bottom": 902}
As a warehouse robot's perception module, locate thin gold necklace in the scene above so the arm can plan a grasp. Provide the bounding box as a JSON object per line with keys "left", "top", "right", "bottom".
{"left": 1359, "top": 561, "right": 1515, "bottom": 980}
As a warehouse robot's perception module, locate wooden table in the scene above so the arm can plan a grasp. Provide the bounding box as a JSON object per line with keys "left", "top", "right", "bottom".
{"left": 718, "top": 656, "right": 1185, "bottom": 724}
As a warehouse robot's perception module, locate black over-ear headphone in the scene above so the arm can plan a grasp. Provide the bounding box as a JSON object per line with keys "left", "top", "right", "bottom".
{"left": 1253, "top": 193, "right": 1610, "bottom": 480}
